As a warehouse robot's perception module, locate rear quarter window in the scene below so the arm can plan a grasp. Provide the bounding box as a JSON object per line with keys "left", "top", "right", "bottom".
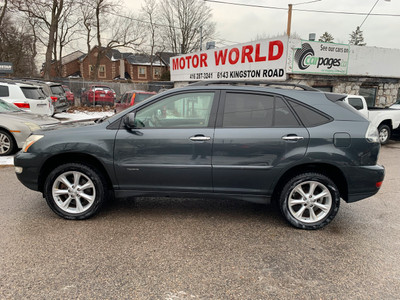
{"left": 288, "top": 100, "right": 332, "bottom": 127}
{"left": 0, "top": 85, "right": 9, "bottom": 97}
{"left": 20, "top": 87, "right": 44, "bottom": 100}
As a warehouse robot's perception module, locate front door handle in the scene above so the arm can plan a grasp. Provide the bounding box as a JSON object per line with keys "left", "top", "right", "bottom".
{"left": 282, "top": 135, "right": 304, "bottom": 141}
{"left": 189, "top": 135, "right": 211, "bottom": 142}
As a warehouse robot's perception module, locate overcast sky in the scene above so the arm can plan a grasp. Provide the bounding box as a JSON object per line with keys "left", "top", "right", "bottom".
{"left": 123, "top": 0, "right": 400, "bottom": 49}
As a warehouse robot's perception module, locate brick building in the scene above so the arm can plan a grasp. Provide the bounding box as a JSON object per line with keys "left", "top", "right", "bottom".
{"left": 49, "top": 47, "right": 169, "bottom": 82}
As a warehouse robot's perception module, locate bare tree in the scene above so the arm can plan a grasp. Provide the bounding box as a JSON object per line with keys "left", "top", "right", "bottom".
{"left": 141, "top": 0, "right": 160, "bottom": 78}
{"left": 159, "top": 0, "right": 215, "bottom": 54}
{"left": 89, "top": 0, "right": 145, "bottom": 79}
{"left": 53, "top": 1, "right": 81, "bottom": 77}
{"left": 10, "top": 0, "right": 65, "bottom": 80}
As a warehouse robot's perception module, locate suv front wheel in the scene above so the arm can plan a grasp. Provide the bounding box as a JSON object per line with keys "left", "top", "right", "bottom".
{"left": 279, "top": 173, "right": 340, "bottom": 230}
{"left": 44, "top": 163, "right": 107, "bottom": 220}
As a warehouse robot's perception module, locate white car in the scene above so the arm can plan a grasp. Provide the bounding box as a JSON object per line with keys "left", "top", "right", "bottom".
{"left": 390, "top": 99, "right": 400, "bottom": 109}
{"left": 0, "top": 99, "right": 59, "bottom": 156}
{"left": 0, "top": 80, "right": 54, "bottom": 116}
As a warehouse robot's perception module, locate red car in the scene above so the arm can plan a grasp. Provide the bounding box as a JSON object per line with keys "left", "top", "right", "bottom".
{"left": 115, "top": 90, "right": 156, "bottom": 113}
{"left": 81, "top": 85, "right": 116, "bottom": 106}
{"left": 62, "top": 85, "right": 75, "bottom": 105}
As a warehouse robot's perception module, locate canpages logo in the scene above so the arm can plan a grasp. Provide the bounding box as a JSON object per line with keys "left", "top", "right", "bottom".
{"left": 294, "top": 43, "right": 342, "bottom": 70}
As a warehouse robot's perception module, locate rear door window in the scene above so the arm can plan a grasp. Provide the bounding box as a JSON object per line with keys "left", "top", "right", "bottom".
{"left": 222, "top": 92, "right": 299, "bottom": 128}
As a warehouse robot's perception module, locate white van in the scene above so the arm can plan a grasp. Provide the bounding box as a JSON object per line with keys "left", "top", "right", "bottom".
{"left": 0, "top": 81, "right": 53, "bottom": 116}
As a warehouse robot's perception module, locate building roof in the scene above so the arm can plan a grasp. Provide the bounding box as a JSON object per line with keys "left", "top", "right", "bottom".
{"left": 156, "top": 52, "right": 178, "bottom": 67}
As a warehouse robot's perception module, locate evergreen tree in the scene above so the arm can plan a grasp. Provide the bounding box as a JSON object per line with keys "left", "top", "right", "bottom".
{"left": 349, "top": 26, "right": 366, "bottom": 46}
{"left": 319, "top": 32, "right": 334, "bottom": 43}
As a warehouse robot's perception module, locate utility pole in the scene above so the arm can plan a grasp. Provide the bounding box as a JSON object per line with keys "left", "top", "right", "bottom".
{"left": 200, "top": 26, "right": 203, "bottom": 51}
{"left": 287, "top": 4, "right": 292, "bottom": 36}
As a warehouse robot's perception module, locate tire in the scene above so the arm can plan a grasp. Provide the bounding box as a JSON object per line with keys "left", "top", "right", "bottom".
{"left": 44, "top": 163, "right": 107, "bottom": 220}
{"left": 0, "top": 130, "right": 16, "bottom": 156}
{"left": 279, "top": 173, "right": 340, "bottom": 230}
{"left": 378, "top": 124, "right": 391, "bottom": 145}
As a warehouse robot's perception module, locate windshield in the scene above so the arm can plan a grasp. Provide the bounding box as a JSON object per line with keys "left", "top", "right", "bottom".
{"left": 0, "top": 99, "right": 21, "bottom": 112}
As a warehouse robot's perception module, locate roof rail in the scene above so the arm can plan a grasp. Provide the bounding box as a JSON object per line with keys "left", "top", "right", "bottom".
{"left": 189, "top": 80, "right": 319, "bottom": 91}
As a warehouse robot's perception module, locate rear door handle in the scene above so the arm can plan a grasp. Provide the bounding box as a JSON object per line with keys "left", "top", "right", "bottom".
{"left": 190, "top": 135, "right": 211, "bottom": 142}
{"left": 282, "top": 135, "right": 304, "bottom": 141}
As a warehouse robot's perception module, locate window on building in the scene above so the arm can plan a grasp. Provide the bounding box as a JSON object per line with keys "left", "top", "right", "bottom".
{"left": 98, "top": 65, "right": 106, "bottom": 78}
{"left": 138, "top": 67, "right": 147, "bottom": 78}
{"left": 396, "top": 88, "right": 400, "bottom": 103}
{"left": 153, "top": 67, "right": 161, "bottom": 79}
{"left": 313, "top": 86, "right": 333, "bottom": 92}
{"left": 359, "top": 86, "right": 377, "bottom": 108}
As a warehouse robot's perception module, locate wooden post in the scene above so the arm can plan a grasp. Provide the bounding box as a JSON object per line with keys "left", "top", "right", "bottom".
{"left": 287, "top": 4, "right": 293, "bottom": 36}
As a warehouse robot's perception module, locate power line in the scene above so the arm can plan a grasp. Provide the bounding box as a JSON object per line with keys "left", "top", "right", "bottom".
{"left": 204, "top": 0, "right": 400, "bottom": 17}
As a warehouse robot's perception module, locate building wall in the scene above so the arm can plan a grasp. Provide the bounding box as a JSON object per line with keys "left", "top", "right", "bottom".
{"left": 289, "top": 74, "right": 400, "bottom": 107}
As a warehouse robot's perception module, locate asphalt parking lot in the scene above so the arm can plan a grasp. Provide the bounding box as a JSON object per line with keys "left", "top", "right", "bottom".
{"left": 1, "top": 143, "right": 400, "bottom": 299}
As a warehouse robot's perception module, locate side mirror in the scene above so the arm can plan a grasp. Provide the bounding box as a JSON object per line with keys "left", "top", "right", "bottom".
{"left": 123, "top": 112, "right": 136, "bottom": 129}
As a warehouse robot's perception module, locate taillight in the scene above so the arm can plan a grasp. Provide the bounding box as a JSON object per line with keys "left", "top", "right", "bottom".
{"left": 131, "top": 94, "right": 136, "bottom": 106}
{"left": 50, "top": 96, "right": 58, "bottom": 102}
{"left": 376, "top": 181, "right": 383, "bottom": 188}
{"left": 15, "top": 102, "right": 30, "bottom": 109}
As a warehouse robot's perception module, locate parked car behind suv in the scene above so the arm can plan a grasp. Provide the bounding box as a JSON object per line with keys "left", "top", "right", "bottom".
{"left": 0, "top": 99, "right": 59, "bottom": 156}
{"left": 14, "top": 82, "right": 385, "bottom": 229}
{"left": 0, "top": 80, "right": 53, "bottom": 116}
{"left": 114, "top": 90, "right": 156, "bottom": 113}
{"left": 62, "top": 85, "right": 75, "bottom": 105}
{"left": 21, "top": 80, "right": 69, "bottom": 115}
{"left": 81, "top": 85, "right": 116, "bottom": 106}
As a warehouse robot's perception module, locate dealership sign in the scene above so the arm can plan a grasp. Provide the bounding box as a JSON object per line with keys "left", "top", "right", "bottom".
{"left": 0, "top": 62, "right": 13, "bottom": 74}
{"left": 170, "top": 36, "right": 288, "bottom": 81}
{"left": 292, "top": 40, "right": 349, "bottom": 75}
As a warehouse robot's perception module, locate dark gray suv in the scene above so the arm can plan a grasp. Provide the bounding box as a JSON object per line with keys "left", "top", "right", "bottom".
{"left": 14, "top": 82, "right": 385, "bottom": 229}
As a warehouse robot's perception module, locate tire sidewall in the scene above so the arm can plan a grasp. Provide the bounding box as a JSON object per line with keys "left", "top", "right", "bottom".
{"left": 280, "top": 173, "right": 340, "bottom": 230}
{"left": 0, "top": 130, "right": 16, "bottom": 156}
{"left": 378, "top": 124, "right": 390, "bottom": 145}
{"left": 44, "top": 163, "right": 106, "bottom": 220}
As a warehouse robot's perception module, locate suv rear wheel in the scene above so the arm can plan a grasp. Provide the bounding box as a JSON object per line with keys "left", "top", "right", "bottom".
{"left": 279, "top": 173, "right": 340, "bottom": 230}
{"left": 44, "top": 163, "right": 107, "bottom": 220}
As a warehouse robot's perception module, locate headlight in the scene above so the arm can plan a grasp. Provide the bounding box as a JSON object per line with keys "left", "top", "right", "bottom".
{"left": 24, "top": 122, "right": 41, "bottom": 131}
{"left": 365, "top": 123, "right": 379, "bottom": 143}
{"left": 22, "top": 135, "right": 44, "bottom": 152}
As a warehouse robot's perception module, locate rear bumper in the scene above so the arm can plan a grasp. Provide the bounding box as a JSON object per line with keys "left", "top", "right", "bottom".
{"left": 344, "top": 164, "right": 385, "bottom": 203}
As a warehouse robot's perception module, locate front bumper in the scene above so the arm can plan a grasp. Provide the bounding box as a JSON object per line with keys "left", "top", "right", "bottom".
{"left": 14, "top": 152, "right": 42, "bottom": 191}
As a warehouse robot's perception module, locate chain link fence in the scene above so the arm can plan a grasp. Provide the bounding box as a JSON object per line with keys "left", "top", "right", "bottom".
{"left": 55, "top": 78, "right": 174, "bottom": 106}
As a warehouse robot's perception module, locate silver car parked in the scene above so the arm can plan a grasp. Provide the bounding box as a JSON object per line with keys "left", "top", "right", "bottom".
{"left": 0, "top": 99, "right": 59, "bottom": 156}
